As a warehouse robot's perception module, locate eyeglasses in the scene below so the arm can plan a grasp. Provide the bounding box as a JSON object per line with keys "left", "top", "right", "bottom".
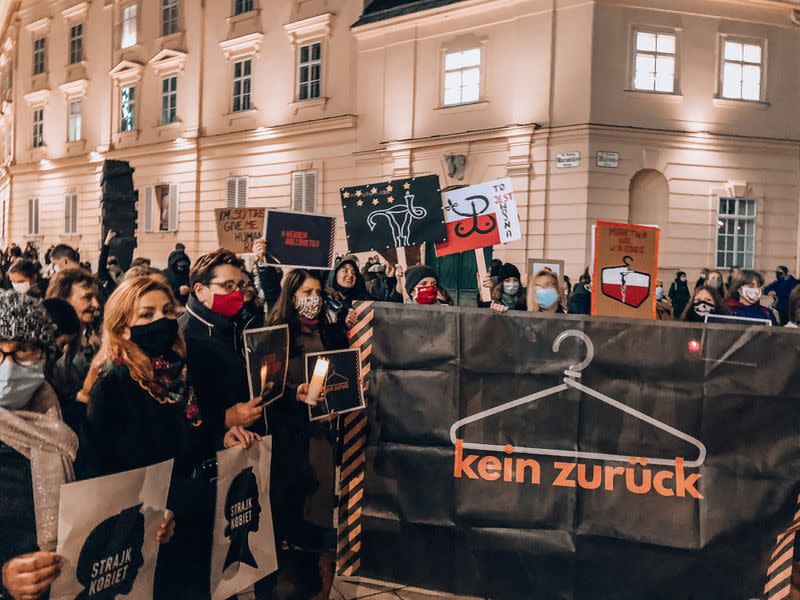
{"left": 0, "top": 346, "right": 44, "bottom": 366}
{"left": 209, "top": 280, "right": 248, "bottom": 294}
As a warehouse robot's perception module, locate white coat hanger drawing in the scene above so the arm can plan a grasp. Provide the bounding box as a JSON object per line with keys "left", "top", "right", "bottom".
{"left": 449, "top": 330, "right": 707, "bottom": 468}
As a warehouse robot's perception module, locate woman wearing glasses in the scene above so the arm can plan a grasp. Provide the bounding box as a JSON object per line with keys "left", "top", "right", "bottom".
{"left": 0, "top": 291, "right": 78, "bottom": 600}
{"left": 78, "top": 276, "right": 257, "bottom": 599}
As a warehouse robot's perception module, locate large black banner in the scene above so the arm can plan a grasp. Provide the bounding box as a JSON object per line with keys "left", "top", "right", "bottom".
{"left": 353, "top": 304, "right": 800, "bottom": 599}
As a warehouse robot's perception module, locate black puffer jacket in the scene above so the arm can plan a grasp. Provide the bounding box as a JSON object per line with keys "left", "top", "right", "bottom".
{"left": 165, "top": 249, "right": 191, "bottom": 305}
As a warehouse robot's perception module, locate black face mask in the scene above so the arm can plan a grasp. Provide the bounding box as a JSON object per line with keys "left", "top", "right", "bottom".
{"left": 129, "top": 318, "right": 179, "bottom": 358}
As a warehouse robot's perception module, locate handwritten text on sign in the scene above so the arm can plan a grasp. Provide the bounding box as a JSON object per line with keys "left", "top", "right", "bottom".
{"left": 215, "top": 208, "right": 265, "bottom": 254}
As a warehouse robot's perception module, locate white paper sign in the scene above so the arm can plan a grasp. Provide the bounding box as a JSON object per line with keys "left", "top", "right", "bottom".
{"left": 556, "top": 152, "right": 581, "bottom": 168}
{"left": 51, "top": 460, "right": 174, "bottom": 600}
{"left": 210, "top": 438, "right": 277, "bottom": 600}
{"left": 597, "top": 151, "right": 620, "bottom": 168}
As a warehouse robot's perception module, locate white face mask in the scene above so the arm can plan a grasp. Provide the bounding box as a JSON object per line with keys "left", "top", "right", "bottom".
{"left": 740, "top": 287, "right": 762, "bottom": 304}
{"left": 11, "top": 282, "right": 31, "bottom": 294}
{"left": 295, "top": 295, "right": 322, "bottom": 320}
{"left": 0, "top": 359, "right": 45, "bottom": 410}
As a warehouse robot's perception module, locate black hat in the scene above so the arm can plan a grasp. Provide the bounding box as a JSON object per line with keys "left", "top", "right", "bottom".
{"left": 42, "top": 298, "right": 81, "bottom": 338}
{"left": 404, "top": 265, "right": 438, "bottom": 295}
{"left": 498, "top": 263, "right": 521, "bottom": 281}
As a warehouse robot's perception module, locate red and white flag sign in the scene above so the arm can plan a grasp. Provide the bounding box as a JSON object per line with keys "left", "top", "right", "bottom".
{"left": 435, "top": 178, "right": 521, "bottom": 257}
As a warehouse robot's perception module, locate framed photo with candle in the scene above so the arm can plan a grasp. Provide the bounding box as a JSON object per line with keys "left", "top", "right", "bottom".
{"left": 304, "top": 348, "right": 365, "bottom": 422}
{"left": 243, "top": 325, "right": 290, "bottom": 407}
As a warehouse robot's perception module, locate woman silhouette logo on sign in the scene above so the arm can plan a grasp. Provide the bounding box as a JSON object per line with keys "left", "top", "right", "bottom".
{"left": 223, "top": 467, "right": 262, "bottom": 572}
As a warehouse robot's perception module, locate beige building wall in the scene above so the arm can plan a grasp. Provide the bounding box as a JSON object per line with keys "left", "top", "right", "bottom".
{"left": 0, "top": 0, "right": 797, "bottom": 285}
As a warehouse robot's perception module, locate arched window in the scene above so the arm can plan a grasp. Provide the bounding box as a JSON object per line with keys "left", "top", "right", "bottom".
{"left": 628, "top": 169, "right": 668, "bottom": 228}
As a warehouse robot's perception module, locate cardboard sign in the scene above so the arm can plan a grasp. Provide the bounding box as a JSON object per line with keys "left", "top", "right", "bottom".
{"left": 435, "top": 178, "right": 521, "bottom": 257}
{"left": 215, "top": 208, "right": 265, "bottom": 254}
{"left": 304, "top": 348, "right": 365, "bottom": 422}
{"left": 210, "top": 439, "right": 277, "bottom": 600}
{"left": 243, "top": 325, "right": 290, "bottom": 407}
{"left": 262, "top": 210, "right": 336, "bottom": 270}
{"left": 528, "top": 258, "right": 565, "bottom": 279}
{"left": 592, "top": 221, "right": 659, "bottom": 319}
{"left": 51, "top": 460, "right": 174, "bottom": 600}
{"left": 340, "top": 175, "right": 446, "bottom": 252}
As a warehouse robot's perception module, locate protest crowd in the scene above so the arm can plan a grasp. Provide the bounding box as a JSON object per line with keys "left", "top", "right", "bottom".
{"left": 0, "top": 227, "right": 798, "bottom": 600}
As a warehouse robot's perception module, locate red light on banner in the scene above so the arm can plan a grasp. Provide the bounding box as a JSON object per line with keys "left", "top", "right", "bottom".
{"left": 688, "top": 340, "right": 701, "bottom": 354}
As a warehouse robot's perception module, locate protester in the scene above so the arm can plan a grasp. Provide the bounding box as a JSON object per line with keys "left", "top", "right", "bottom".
{"left": 655, "top": 280, "right": 673, "bottom": 320}
{"left": 668, "top": 271, "right": 691, "bottom": 321}
{"left": 45, "top": 269, "right": 99, "bottom": 326}
{"left": 0, "top": 291, "right": 78, "bottom": 600}
{"left": 489, "top": 258, "right": 502, "bottom": 282}
{"left": 165, "top": 244, "right": 192, "bottom": 305}
{"left": 7, "top": 259, "right": 45, "bottom": 298}
{"left": 727, "top": 270, "right": 778, "bottom": 325}
{"left": 695, "top": 268, "right": 710, "bottom": 290}
{"left": 78, "top": 276, "right": 256, "bottom": 599}
{"left": 488, "top": 263, "right": 526, "bottom": 313}
{"left": 179, "top": 249, "right": 262, "bottom": 438}
{"left": 95, "top": 231, "right": 119, "bottom": 300}
{"left": 393, "top": 265, "right": 449, "bottom": 305}
{"left": 786, "top": 286, "right": 800, "bottom": 328}
{"left": 49, "top": 244, "right": 81, "bottom": 272}
{"left": 265, "top": 269, "right": 349, "bottom": 600}
{"left": 726, "top": 265, "right": 741, "bottom": 290}
{"left": 681, "top": 285, "right": 729, "bottom": 322}
{"left": 527, "top": 270, "right": 565, "bottom": 313}
{"left": 764, "top": 266, "right": 799, "bottom": 325}
{"left": 325, "top": 256, "right": 369, "bottom": 327}
{"left": 130, "top": 257, "right": 152, "bottom": 268}
{"left": 124, "top": 265, "right": 170, "bottom": 285}
{"left": 706, "top": 269, "right": 727, "bottom": 297}
{"left": 241, "top": 271, "right": 265, "bottom": 329}
{"left": 250, "top": 239, "right": 283, "bottom": 312}
{"left": 567, "top": 269, "right": 592, "bottom": 315}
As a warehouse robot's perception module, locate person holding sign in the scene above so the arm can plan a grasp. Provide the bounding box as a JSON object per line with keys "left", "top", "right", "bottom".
{"left": 0, "top": 292, "right": 78, "bottom": 600}
{"left": 325, "top": 257, "right": 371, "bottom": 328}
{"left": 78, "top": 277, "right": 258, "bottom": 598}
{"left": 485, "top": 263, "right": 527, "bottom": 313}
{"left": 264, "top": 270, "right": 349, "bottom": 600}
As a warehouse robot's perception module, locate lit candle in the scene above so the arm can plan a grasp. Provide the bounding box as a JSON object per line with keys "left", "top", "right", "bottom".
{"left": 304, "top": 357, "right": 330, "bottom": 406}
{"left": 259, "top": 363, "right": 274, "bottom": 398}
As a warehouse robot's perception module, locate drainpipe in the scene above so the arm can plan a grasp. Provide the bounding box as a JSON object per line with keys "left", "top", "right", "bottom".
{"left": 193, "top": 0, "right": 206, "bottom": 256}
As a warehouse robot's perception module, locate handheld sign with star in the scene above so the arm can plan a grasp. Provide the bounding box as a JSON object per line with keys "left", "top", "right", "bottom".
{"left": 340, "top": 175, "right": 446, "bottom": 252}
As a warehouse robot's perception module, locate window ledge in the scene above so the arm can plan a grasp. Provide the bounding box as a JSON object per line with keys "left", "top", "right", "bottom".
{"left": 143, "top": 231, "right": 178, "bottom": 236}
{"left": 156, "top": 31, "right": 184, "bottom": 46}
{"left": 60, "top": 234, "right": 82, "bottom": 240}
{"left": 66, "top": 140, "right": 86, "bottom": 155}
{"left": 712, "top": 96, "right": 770, "bottom": 110}
{"left": 225, "top": 108, "right": 258, "bottom": 128}
{"left": 157, "top": 120, "right": 184, "bottom": 138}
{"left": 623, "top": 89, "right": 684, "bottom": 103}
{"left": 290, "top": 96, "right": 328, "bottom": 112}
{"left": 435, "top": 99, "right": 489, "bottom": 113}
{"left": 113, "top": 129, "right": 139, "bottom": 148}
{"left": 226, "top": 9, "right": 261, "bottom": 25}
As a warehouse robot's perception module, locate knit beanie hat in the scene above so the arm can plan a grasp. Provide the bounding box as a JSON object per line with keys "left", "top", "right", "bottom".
{"left": 0, "top": 290, "right": 55, "bottom": 349}
{"left": 498, "top": 263, "right": 521, "bottom": 281}
{"left": 404, "top": 265, "right": 438, "bottom": 295}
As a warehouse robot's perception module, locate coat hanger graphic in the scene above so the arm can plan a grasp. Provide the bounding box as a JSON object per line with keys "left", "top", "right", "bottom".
{"left": 449, "top": 330, "right": 707, "bottom": 468}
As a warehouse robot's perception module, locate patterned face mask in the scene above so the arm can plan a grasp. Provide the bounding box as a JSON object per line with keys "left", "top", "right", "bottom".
{"left": 295, "top": 295, "right": 323, "bottom": 320}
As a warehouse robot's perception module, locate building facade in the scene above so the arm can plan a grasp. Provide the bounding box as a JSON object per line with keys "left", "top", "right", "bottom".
{"left": 0, "top": 0, "right": 798, "bottom": 298}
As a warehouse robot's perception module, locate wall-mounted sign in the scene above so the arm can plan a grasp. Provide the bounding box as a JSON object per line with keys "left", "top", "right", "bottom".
{"left": 597, "top": 151, "right": 620, "bottom": 168}
{"left": 556, "top": 152, "right": 581, "bottom": 169}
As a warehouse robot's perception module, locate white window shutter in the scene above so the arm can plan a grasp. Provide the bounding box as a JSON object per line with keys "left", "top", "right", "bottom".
{"left": 168, "top": 184, "right": 179, "bottom": 231}
{"left": 226, "top": 178, "right": 237, "bottom": 208}
{"left": 145, "top": 186, "right": 154, "bottom": 232}
{"left": 28, "top": 198, "right": 33, "bottom": 235}
{"left": 304, "top": 171, "right": 317, "bottom": 213}
{"left": 291, "top": 172, "right": 304, "bottom": 211}
{"left": 237, "top": 176, "right": 247, "bottom": 208}
{"left": 64, "top": 194, "right": 71, "bottom": 234}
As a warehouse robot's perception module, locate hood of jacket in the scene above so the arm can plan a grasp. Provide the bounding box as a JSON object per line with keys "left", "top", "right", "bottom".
{"left": 326, "top": 257, "right": 369, "bottom": 302}
{"left": 165, "top": 250, "right": 190, "bottom": 286}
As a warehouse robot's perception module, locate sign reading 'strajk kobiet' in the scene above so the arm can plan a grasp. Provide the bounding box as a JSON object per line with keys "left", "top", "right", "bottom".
{"left": 340, "top": 175, "right": 446, "bottom": 253}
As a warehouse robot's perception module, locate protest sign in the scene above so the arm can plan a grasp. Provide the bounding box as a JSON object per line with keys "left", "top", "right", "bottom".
{"left": 243, "top": 325, "right": 289, "bottom": 407}
{"left": 338, "top": 303, "right": 800, "bottom": 599}
{"left": 210, "top": 438, "right": 277, "bottom": 600}
{"left": 435, "top": 178, "right": 521, "bottom": 257}
{"left": 705, "top": 314, "right": 772, "bottom": 326}
{"left": 51, "top": 460, "right": 174, "bottom": 600}
{"left": 305, "top": 348, "right": 364, "bottom": 422}
{"left": 592, "top": 221, "right": 659, "bottom": 319}
{"left": 340, "top": 175, "right": 446, "bottom": 253}
{"left": 215, "top": 208, "right": 265, "bottom": 254}
{"left": 262, "top": 210, "right": 335, "bottom": 270}
{"left": 528, "top": 258, "right": 565, "bottom": 278}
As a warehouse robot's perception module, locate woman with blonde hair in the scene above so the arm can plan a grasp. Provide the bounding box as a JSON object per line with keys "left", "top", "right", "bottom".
{"left": 526, "top": 270, "right": 566, "bottom": 313}
{"left": 78, "top": 276, "right": 256, "bottom": 599}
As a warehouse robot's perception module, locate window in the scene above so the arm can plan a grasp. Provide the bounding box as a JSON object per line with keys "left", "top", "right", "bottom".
{"left": 291, "top": 170, "right": 317, "bottom": 212}
{"left": 161, "top": 76, "right": 177, "bottom": 124}
{"left": 120, "top": 85, "right": 136, "bottom": 132}
{"left": 633, "top": 30, "right": 676, "bottom": 93}
{"left": 162, "top": 0, "right": 179, "bottom": 37}
{"left": 443, "top": 48, "right": 481, "bottom": 106}
{"left": 65, "top": 193, "right": 78, "bottom": 235}
{"left": 27, "top": 198, "right": 39, "bottom": 236}
{"left": 69, "top": 24, "right": 83, "bottom": 64}
{"left": 33, "top": 38, "right": 46, "bottom": 75}
{"left": 297, "top": 42, "right": 322, "bottom": 101}
{"left": 68, "top": 100, "right": 82, "bottom": 142}
{"left": 232, "top": 59, "right": 252, "bottom": 112}
{"left": 234, "top": 0, "right": 254, "bottom": 15}
{"left": 721, "top": 39, "right": 763, "bottom": 101}
{"left": 145, "top": 184, "right": 179, "bottom": 232}
{"left": 226, "top": 176, "right": 248, "bottom": 208}
{"left": 717, "top": 198, "right": 755, "bottom": 269}
{"left": 121, "top": 3, "right": 138, "bottom": 49}
{"left": 32, "top": 108, "right": 44, "bottom": 148}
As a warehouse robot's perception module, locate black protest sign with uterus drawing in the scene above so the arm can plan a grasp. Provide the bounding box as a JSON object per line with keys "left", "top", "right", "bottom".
{"left": 340, "top": 175, "right": 446, "bottom": 253}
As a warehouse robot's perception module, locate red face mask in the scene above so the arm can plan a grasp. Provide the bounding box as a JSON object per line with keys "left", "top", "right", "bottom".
{"left": 415, "top": 285, "right": 438, "bottom": 305}
{"left": 211, "top": 289, "right": 244, "bottom": 318}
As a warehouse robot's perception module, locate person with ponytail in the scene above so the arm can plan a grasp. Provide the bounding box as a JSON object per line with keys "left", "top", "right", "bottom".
{"left": 263, "top": 269, "right": 348, "bottom": 600}
{"left": 78, "top": 276, "right": 256, "bottom": 599}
